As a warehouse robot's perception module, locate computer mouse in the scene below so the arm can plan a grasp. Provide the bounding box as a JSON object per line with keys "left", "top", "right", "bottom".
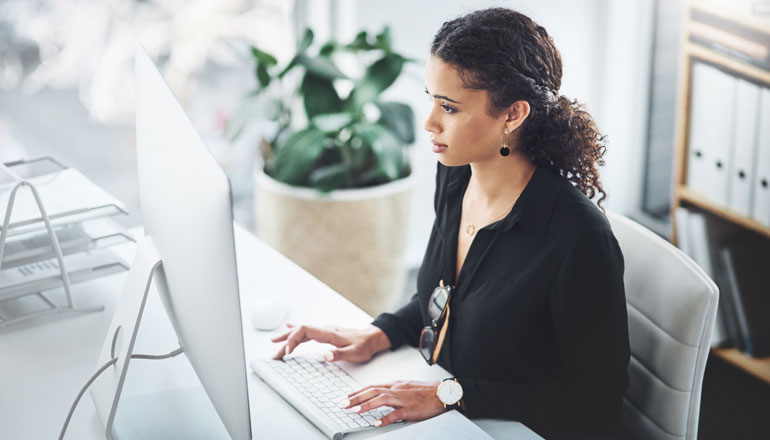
{"left": 250, "top": 296, "right": 288, "bottom": 331}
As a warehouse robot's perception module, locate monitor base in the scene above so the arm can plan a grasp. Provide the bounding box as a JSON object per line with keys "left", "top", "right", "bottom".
{"left": 112, "top": 385, "right": 229, "bottom": 440}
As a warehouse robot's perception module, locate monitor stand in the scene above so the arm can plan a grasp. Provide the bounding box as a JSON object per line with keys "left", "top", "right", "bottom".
{"left": 89, "top": 237, "right": 228, "bottom": 439}
{"left": 112, "top": 386, "right": 229, "bottom": 439}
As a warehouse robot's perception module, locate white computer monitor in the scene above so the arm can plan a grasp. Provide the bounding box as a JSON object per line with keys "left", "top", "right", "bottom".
{"left": 89, "top": 46, "right": 251, "bottom": 439}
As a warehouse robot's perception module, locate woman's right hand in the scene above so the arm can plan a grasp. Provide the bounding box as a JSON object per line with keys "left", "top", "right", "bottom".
{"left": 271, "top": 323, "right": 391, "bottom": 363}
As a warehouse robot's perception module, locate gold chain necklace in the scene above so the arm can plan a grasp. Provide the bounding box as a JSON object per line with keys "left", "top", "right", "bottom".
{"left": 463, "top": 185, "right": 520, "bottom": 236}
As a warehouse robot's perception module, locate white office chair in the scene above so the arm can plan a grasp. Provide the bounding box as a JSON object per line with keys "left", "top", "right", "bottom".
{"left": 606, "top": 212, "right": 719, "bottom": 440}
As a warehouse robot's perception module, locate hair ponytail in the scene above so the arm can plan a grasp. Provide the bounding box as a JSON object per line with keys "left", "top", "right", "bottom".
{"left": 519, "top": 94, "right": 608, "bottom": 208}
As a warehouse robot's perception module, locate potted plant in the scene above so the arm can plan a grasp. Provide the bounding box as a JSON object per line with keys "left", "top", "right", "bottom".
{"left": 229, "top": 27, "right": 416, "bottom": 315}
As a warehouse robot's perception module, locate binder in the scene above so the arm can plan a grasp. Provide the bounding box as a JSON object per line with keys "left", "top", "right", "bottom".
{"left": 688, "top": 211, "right": 713, "bottom": 277}
{"left": 686, "top": 62, "right": 736, "bottom": 206}
{"left": 712, "top": 241, "right": 741, "bottom": 348}
{"left": 719, "top": 238, "right": 770, "bottom": 357}
{"left": 717, "top": 246, "right": 751, "bottom": 352}
{"left": 681, "top": 209, "right": 729, "bottom": 346}
{"left": 728, "top": 78, "right": 761, "bottom": 217}
{"left": 753, "top": 87, "right": 770, "bottom": 227}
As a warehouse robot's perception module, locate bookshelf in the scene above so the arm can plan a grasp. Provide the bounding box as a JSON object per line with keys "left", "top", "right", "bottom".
{"left": 713, "top": 347, "right": 770, "bottom": 384}
{"left": 671, "top": 0, "right": 770, "bottom": 383}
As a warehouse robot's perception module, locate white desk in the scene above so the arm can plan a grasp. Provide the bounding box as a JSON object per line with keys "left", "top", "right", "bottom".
{"left": 0, "top": 225, "right": 541, "bottom": 439}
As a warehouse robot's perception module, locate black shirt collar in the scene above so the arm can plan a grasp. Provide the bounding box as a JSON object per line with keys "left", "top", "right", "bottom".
{"left": 442, "top": 164, "right": 564, "bottom": 238}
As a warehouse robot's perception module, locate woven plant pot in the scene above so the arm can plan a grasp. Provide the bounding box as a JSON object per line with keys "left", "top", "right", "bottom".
{"left": 254, "top": 169, "right": 414, "bottom": 316}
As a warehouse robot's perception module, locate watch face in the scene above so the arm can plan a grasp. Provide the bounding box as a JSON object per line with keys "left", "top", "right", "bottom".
{"left": 438, "top": 380, "right": 463, "bottom": 405}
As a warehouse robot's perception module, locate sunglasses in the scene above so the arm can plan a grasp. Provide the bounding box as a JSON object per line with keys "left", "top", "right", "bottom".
{"left": 419, "top": 280, "right": 452, "bottom": 365}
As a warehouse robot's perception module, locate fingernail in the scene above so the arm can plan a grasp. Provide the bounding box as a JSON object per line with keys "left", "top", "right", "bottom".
{"left": 373, "top": 420, "right": 382, "bottom": 427}
{"left": 351, "top": 405, "right": 361, "bottom": 413}
{"left": 324, "top": 351, "right": 334, "bottom": 362}
{"left": 284, "top": 346, "right": 290, "bottom": 356}
{"left": 339, "top": 399, "right": 349, "bottom": 408}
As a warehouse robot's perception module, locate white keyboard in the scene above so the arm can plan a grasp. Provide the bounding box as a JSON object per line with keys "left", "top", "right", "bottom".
{"left": 250, "top": 356, "right": 396, "bottom": 439}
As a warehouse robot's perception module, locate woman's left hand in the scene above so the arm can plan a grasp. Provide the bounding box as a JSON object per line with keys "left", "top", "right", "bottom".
{"left": 341, "top": 380, "right": 446, "bottom": 427}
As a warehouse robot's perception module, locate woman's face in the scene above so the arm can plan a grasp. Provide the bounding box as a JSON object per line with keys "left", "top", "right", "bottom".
{"left": 423, "top": 55, "right": 508, "bottom": 167}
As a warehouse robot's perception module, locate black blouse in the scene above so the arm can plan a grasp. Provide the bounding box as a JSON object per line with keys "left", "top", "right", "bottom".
{"left": 372, "top": 162, "right": 630, "bottom": 439}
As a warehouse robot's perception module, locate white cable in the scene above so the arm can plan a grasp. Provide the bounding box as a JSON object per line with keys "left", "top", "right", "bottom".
{"left": 130, "top": 346, "right": 184, "bottom": 360}
{"left": 58, "top": 346, "right": 184, "bottom": 440}
{"left": 58, "top": 356, "right": 117, "bottom": 440}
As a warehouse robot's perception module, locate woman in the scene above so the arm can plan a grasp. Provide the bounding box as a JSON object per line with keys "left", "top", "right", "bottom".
{"left": 272, "top": 7, "right": 630, "bottom": 439}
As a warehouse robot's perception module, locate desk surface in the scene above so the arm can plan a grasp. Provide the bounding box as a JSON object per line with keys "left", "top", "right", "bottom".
{"left": 0, "top": 225, "right": 540, "bottom": 439}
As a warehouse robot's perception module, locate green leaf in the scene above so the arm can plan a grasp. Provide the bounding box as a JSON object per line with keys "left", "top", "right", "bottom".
{"left": 319, "top": 41, "right": 338, "bottom": 57}
{"left": 375, "top": 102, "right": 415, "bottom": 144}
{"left": 346, "top": 54, "right": 404, "bottom": 110}
{"left": 278, "top": 54, "right": 299, "bottom": 78}
{"left": 344, "top": 27, "right": 393, "bottom": 52}
{"left": 295, "top": 52, "right": 348, "bottom": 80}
{"left": 299, "top": 28, "right": 314, "bottom": 51}
{"left": 308, "top": 162, "right": 352, "bottom": 191}
{"left": 375, "top": 27, "right": 392, "bottom": 51}
{"left": 353, "top": 123, "right": 380, "bottom": 147}
{"left": 311, "top": 112, "right": 353, "bottom": 133}
{"left": 281, "top": 32, "right": 346, "bottom": 79}
{"left": 250, "top": 46, "right": 278, "bottom": 66}
{"left": 272, "top": 127, "right": 327, "bottom": 184}
{"left": 249, "top": 46, "right": 277, "bottom": 89}
{"left": 354, "top": 123, "right": 404, "bottom": 180}
{"left": 301, "top": 73, "right": 343, "bottom": 118}
{"left": 256, "top": 63, "right": 271, "bottom": 89}
{"left": 372, "top": 129, "right": 404, "bottom": 180}
{"left": 346, "top": 31, "right": 375, "bottom": 51}
{"left": 356, "top": 166, "right": 387, "bottom": 186}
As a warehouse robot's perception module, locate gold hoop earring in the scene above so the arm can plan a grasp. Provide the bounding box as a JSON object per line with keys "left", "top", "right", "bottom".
{"left": 500, "top": 129, "right": 510, "bottom": 157}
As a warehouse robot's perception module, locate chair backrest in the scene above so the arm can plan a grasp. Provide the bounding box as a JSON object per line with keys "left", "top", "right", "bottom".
{"left": 606, "top": 211, "right": 718, "bottom": 440}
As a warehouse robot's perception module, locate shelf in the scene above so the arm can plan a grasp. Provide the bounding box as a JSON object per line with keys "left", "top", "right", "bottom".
{"left": 1, "top": 217, "right": 134, "bottom": 270}
{"left": 1, "top": 159, "right": 128, "bottom": 237}
{"left": 712, "top": 347, "right": 770, "bottom": 385}
{"left": 686, "top": 43, "right": 770, "bottom": 85}
{"left": 690, "top": 0, "right": 770, "bottom": 36}
{"left": 678, "top": 186, "right": 770, "bottom": 240}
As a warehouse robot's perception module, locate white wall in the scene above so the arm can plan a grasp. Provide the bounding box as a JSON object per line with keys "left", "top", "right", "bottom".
{"left": 300, "top": 0, "right": 655, "bottom": 266}
{"left": 594, "top": 0, "right": 656, "bottom": 221}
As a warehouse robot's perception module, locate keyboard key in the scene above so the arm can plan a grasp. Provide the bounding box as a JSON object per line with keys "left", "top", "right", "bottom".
{"left": 260, "top": 356, "right": 390, "bottom": 434}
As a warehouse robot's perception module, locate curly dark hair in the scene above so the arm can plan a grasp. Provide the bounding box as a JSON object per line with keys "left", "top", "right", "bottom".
{"left": 431, "top": 7, "right": 608, "bottom": 207}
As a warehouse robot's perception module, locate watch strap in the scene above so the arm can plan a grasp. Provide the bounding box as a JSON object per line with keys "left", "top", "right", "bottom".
{"left": 444, "top": 401, "right": 462, "bottom": 410}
